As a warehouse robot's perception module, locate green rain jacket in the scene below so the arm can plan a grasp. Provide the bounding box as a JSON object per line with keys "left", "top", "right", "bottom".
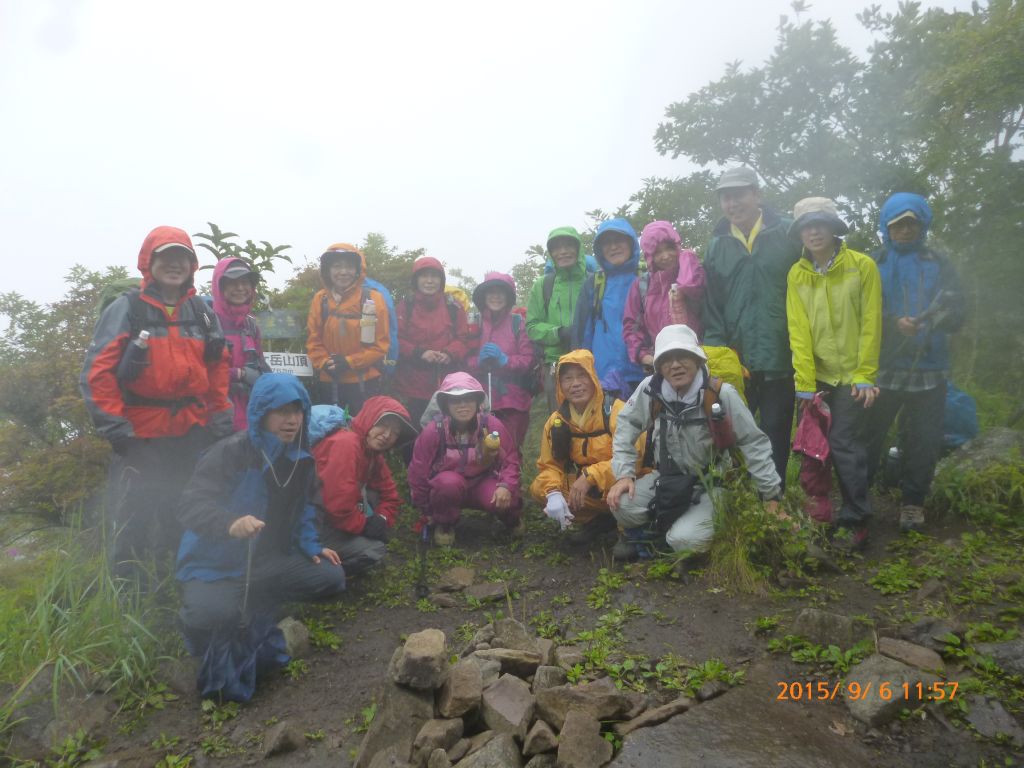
{"left": 526, "top": 226, "right": 590, "bottom": 363}
{"left": 701, "top": 208, "right": 801, "bottom": 373}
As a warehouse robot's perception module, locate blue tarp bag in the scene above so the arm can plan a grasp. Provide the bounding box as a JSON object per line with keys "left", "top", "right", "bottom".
{"left": 944, "top": 383, "right": 979, "bottom": 450}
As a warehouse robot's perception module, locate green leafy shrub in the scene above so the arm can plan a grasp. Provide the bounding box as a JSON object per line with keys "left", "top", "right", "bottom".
{"left": 930, "top": 452, "right": 1024, "bottom": 527}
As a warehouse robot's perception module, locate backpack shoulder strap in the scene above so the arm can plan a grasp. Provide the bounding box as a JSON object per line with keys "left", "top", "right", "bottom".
{"left": 320, "top": 292, "right": 330, "bottom": 333}
{"left": 445, "top": 295, "right": 459, "bottom": 328}
{"left": 542, "top": 272, "right": 556, "bottom": 314}
{"left": 601, "top": 394, "right": 612, "bottom": 434}
{"left": 701, "top": 376, "right": 723, "bottom": 420}
{"left": 637, "top": 271, "right": 650, "bottom": 311}
{"left": 511, "top": 312, "right": 522, "bottom": 339}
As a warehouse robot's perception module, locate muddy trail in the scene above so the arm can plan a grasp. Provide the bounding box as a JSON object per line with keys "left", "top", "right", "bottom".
{"left": 76, "top": 494, "right": 1022, "bottom": 768}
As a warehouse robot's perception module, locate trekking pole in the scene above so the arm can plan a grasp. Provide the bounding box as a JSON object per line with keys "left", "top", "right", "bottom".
{"left": 240, "top": 537, "right": 254, "bottom": 626}
{"left": 487, "top": 369, "right": 493, "bottom": 413}
{"left": 415, "top": 519, "right": 431, "bottom": 599}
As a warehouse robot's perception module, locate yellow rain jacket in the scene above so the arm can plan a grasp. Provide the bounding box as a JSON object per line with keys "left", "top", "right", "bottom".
{"left": 786, "top": 243, "right": 882, "bottom": 394}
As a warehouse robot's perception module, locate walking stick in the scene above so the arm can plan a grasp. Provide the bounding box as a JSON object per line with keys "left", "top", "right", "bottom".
{"left": 415, "top": 519, "right": 431, "bottom": 599}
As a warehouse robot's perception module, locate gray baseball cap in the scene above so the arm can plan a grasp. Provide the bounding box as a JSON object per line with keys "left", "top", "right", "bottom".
{"left": 715, "top": 166, "right": 759, "bottom": 192}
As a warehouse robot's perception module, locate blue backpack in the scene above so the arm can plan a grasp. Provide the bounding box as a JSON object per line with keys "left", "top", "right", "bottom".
{"left": 944, "top": 384, "right": 979, "bottom": 450}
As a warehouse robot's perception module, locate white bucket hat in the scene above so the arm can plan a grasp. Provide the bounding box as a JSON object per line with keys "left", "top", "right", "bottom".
{"left": 653, "top": 324, "right": 707, "bottom": 367}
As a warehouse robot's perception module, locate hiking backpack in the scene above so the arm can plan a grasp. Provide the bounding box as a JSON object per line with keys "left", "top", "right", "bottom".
{"left": 641, "top": 374, "right": 736, "bottom": 471}
{"left": 319, "top": 281, "right": 399, "bottom": 376}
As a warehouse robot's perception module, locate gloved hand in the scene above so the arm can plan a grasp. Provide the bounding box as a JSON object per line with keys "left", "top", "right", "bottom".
{"left": 330, "top": 354, "right": 350, "bottom": 374}
{"left": 362, "top": 515, "right": 390, "bottom": 541}
{"left": 557, "top": 327, "right": 573, "bottom": 349}
{"left": 544, "top": 491, "right": 575, "bottom": 531}
{"left": 235, "top": 366, "right": 262, "bottom": 388}
{"left": 480, "top": 343, "right": 508, "bottom": 367}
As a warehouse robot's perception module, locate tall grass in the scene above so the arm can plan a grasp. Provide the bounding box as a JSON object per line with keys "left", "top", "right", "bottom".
{"left": 0, "top": 522, "right": 178, "bottom": 742}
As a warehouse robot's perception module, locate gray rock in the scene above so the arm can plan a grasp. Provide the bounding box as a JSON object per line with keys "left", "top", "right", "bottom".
{"left": 535, "top": 680, "right": 633, "bottom": 731}
{"left": 481, "top": 673, "right": 535, "bottom": 739}
{"left": 524, "top": 756, "right": 557, "bottom": 768}
{"left": 470, "top": 624, "right": 497, "bottom": 647}
{"left": 367, "top": 748, "right": 412, "bottom": 768}
{"left": 696, "top": 679, "right": 729, "bottom": 702}
{"left": 473, "top": 648, "right": 542, "bottom": 678}
{"left": 438, "top": 659, "right": 484, "bottom": 718}
{"left": 612, "top": 697, "right": 693, "bottom": 737}
{"left": 791, "top": 608, "right": 856, "bottom": 649}
{"left": 438, "top": 567, "right": 477, "bottom": 592}
{"left": 156, "top": 656, "right": 198, "bottom": 697}
{"left": 430, "top": 593, "right": 461, "bottom": 609}
{"left": 536, "top": 638, "right": 554, "bottom": 667}
{"left": 392, "top": 629, "right": 449, "bottom": 690}
{"left": 556, "top": 710, "right": 612, "bottom": 768}
{"left": 447, "top": 738, "right": 470, "bottom": 763}
{"left": 532, "top": 666, "right": 568, "bottom": 693}
{"left": 844, "top": 655, "right": 939, "bottom": 727}
{"left": 877, "top": 637, "right": 944, "bottom": 672}
{"left": 975, "top": 639, "right": 1024, "bottom": 676}
{"left": 428, "top": 748, "right": 453, "bottom": 768}
{"left": 491, "top": 618, "right": 540, "bottom": 654}
{"left": 262, "top": 721, "right": 302, "bottom": 758}
{"left": 523, "top": 720, "right": 558, "bottom": 756}
{"left": 413, "top": 719, "right": 464, "bottom": 765}
{"left": 900, "top": 616, "right": 961, "bottom": 652}
{"left": 38, "top": 693, "right": 112, "bottom": 753}
{"left": 464, "top": 730, "right": 495, "bottom": 756}
{"left": 465, "top": 582, "right": 509, "bottom": 603}
{"left": 354, "top": 678, "right": 435, "bottom": 768}
{"left": 463, "top": 655, "right": 502, "bottom": 688}
{"left": 277, "top": 616, "right": 311, "bottom": 657}
{"left": 943, "top": 427, "right": 1024, "bottom": 473}
{"left": 965, "top": 695, "right": 1024, "bottom": 747}
{"left": 452, "top": 732, "right": 523, "bottom": 767}
{"left": 553, "top": 646, "right": 584, "bottom": 671}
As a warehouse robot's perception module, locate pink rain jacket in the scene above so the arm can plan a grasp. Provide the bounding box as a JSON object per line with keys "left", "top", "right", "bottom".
{"left": 466, "top": 272, "right": 537, "bottom": 413}
{"left": 407, "top": 372, "right": 521, "bottom": 509}
{"left": 623, "top": 221, "right": 705, "bottom": 365}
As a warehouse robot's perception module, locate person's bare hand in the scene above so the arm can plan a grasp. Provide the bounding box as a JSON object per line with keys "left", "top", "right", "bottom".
{"left": 606, "top": 478, "right": 635, "bottom": 510}
{"left": 568, "top": 474, "right": 592, "bottom": 512}
{"left": 641, "top": 354, "right": 655, "bottom": 368}
{"left": 228, "top": 515, "right": 265, "bottom": 539}
{"left": 421, "top": 350, "right": 440, "bottom": 364}
{"left": 436, "top": 352, "right": 451, "bottom": 365}
{"left": 491, "top": 486, "right": 512, "bottom": 510}
{"left": 897, "top": 317, "right": 920, "bottom": 337}
{"left": 313, "top": 547, "right": 341, "bottom": 566}
{"left": 851, "top": 385, "right": 879, "bottom": 409}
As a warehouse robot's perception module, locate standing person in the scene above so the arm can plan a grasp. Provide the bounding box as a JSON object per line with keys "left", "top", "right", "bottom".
{"left": 526, "top": 227, "right": 590, "bottom": 413}
{"left": 623, "top": 220, "right": 706, "bottom": 371}
{"left": 81, "top": 226, "right": 232, "bottom": 580}
{"left": 786, "top": 197, "right": 882, "bottom": 550}
{"left": 866, "top": 193, "right": 966, "bottom": 532}
{"left": 467, "top": 272, "right": 538, "bottom": 451}
{"left": 306, "top": 243, "right": 390, "bottom": 416}
{"left": 176, "top": 374, "right": 345, "bottom": 658}
{"left": 702, "top": 167, "right": 801, "bottom": 487}
{"left": 607, "top": 325, "right": 782, "bottom": 557}
{"left": 312, "top": 397, "right": 418, "bottom": 575}
{"left": 574, "top": 218, "right": 646, "bottom": 400}
{"left": 408, "top": 373, "right": 522, "bottom": 547}
{"left": 530, "top": 350, "right": 640, "bottom": 547}
{"left": 395, "top": 257, "right": 472, "bottom": 431}
{"left": 211, "top": 258, "right": 271, "bottom": 431}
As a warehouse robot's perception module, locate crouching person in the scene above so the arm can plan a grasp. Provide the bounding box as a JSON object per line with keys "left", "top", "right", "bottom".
{"left": 607, "top": 325, "right": 782, "bottom": 557}
{"left": 176, "top": 374, "right": 346, "bottom": 656}
{"left": 408, "top": 373, "right": 522, "bottom": 546}
{"left": 530, "top": 350, "right": 638, "bottom": 547}
{"left": 312, "top": 397, "right": 418, "bottom": 575}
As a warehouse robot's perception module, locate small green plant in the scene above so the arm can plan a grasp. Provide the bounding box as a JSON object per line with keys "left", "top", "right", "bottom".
{"left": 150, "top": 733, "right": 181, "bottom": 750}
{"left": 200, "top": 699, "right": 240, "bottom": 730}
{"left": 200, "top": 733, "right": 236, "bottom": 757}
{"left": 750, "top": 615, "right": 781, "bottom": 636}
{"left": 348, "top": 702, "right": 377, "bottom": 735}
{"left": 587, "top": 568, "right": 626, "bottom": 609}
{"left": 304, "top": 617, "right": 343, "bottom": 650}
{"left": 283, "top": 659, "right": 310, "bottom": 679}
{"left": 415, "top": 597, "right": 439, "bottom": 613}
{"left": 565, "top": 663, "right": 585, "bottom": 684}
{"left": 464, "top": 594, "right": 484, "bottom": 611}
{"left": 529, "top": 609, "right": 562, "bottom": 639}
{"left": 868, "top": 558, "right": 941, "bottom": 595}
{"left": 304, "top": 729, "right": 326, "bottom": 742}
{"left": 551, "top": 593, "right": 573, "bottom": 606}
{"left": 47, "top": 728, "right": 102, "bottom": 768}
{"left": 454, "top": 621, "right": 478, "bottom": 644}
{"left": 154, "top": 754, "right": 193, "bottom": 768}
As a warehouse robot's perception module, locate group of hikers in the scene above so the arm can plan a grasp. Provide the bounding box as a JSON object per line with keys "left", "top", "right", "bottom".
{"left": 80, "top": 167, "right": 964, "bottom": 670}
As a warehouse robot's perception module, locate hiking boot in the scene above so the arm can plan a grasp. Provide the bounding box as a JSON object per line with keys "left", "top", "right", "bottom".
{"left": 564, "top": 514, "right": 617, "bottom": 546}
{"left": 433, "top": 526, "right": 456, "bottom": 547}
{"left": 899, "top": 505, "right": 925, "bottom": 533}
{"left": 612, "top": 535, "right": 638, "bottom": 561}
{"left": 832, "top": 525, "right": 868, "bottom": 554}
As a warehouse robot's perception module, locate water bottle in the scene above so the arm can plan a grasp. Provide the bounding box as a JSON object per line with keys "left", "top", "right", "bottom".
{"left": 360, "top": 299, "right": 376, "bottom": 344}
{"left": 883, "top": 445, "right": 902, "bottom": 489}
{"left": 482, "top": 430, "right": 501, "bottom": 465}
{"left": 707, "top": 399, "right": 733, "bottom": 450}
{"left": 116, "top": 330, "right": 150, "bottom": 383}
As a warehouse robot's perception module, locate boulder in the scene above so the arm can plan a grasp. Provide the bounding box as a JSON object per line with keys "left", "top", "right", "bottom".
{"left": 465, "top": 582, "right": 509, "bottom": 603}
{"left": 438, "top": 659, "right": 484, "bottom": 718}
{"left": 481, "top": 673, "right": 536, "bottom": 739}
{"left": 899, "top": 616, "right": 962, "bottom": 653}
{"left": 843, "top": 654, "right": 939, "bottom": 727}
{"left": 791, "top": 608, "right": 858, "bottom": 649}
{"left": 368, "top": 748, "right": 412, "bottom": 768}
{"left": 413, "top": 719, "right": 464, "bottom": 766}
{"left": 463, "top": 655, "right": 502, "bottom": 688}
{"left": 536, "top": 638, "right": 554, "bottom": 666}
{"left": 447, "top": 738, "right": 471, "bottom": 763}
{"left": 354, "top": 678, "right": 435, "bottom": 768}
{"left": 532, "top": 666, "right": 568, "bottom": 693}
{"left": 965, "top": 695, "right": 1024, "bottom": 747}
{"left": 523, "top": 720, "right": 558, "bottom": 756}
{"left": 524, "top": 756, "right": 557, "bottom": 768}
{"left": 453, "top": 732, "right": 523, "bottom": 767}
{"left": 430, "top": 593, "right": 462, "bottom": 609}
{"left": 392, "top": 629, "right": 448, "bottom": 690}
{"left": 943, "top": 427, "right": 1024, "bottom": 472}
{"left": 975, "top": 639, "right": 1024, "bottom": 676}
{"left": 554, "top": 646, "right": 584, "bottom": 671}
{"left": 492, "top": 618, "right": 540, "bottom": 654}
{"left": 696, "top": 680, "right": 729, "bottom": 702}
{"left": 877, "top": 637, "right": 944, "bottom": 672}
{"left": 535, "top": 679, "right": 633, "bottom": 731}
{"left": 556, "top": 710, "right": 612, "bottom": 768}
{"left": 262, "top": 721, "right": 303, "bottom": 758}
{"left": 276, "top": 616, "right": 311, "bottom": 657}
{"left": 438, "top": 567, "right": 477, "bottom": 592}
{"left": 612, "top": 697, "right": 693, "bottom": 737}
{"left": 472, "top": 648, "right": 542, "bottom": 678}
{"left": 427, "top": 748, "right": 453, "bottom": 768}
